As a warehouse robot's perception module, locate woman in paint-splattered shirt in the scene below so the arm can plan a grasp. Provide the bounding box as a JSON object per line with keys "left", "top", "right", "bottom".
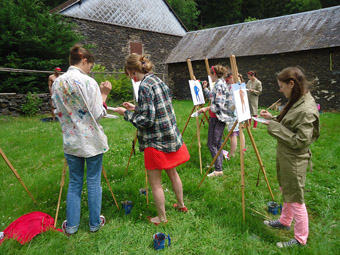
{"left": 52, "top": 44, "right": 111, "bottom": 236}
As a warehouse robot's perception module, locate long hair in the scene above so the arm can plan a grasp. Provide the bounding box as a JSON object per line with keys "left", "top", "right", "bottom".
{"left": 277, "top": 67, "right": 311, "bottom": 122}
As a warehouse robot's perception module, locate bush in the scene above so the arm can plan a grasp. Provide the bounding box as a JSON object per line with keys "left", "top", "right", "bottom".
{"left": 92, "top": 64, "right": 133, "bottom": 104}
{"left": 21, "top": 92, "right": 43, "bottom": 116}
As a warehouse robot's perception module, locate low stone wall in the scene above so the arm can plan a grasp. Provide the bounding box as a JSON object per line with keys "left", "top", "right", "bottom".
{"left": 0, "top": 93, "right": 51, "bottom": 116}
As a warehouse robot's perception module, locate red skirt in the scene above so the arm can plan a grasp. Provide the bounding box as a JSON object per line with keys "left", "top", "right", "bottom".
{"left": 144, "top": 143, "right": 190, "bottom": 170}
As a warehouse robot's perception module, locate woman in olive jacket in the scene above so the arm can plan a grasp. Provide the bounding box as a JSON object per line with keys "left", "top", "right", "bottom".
{"left": 260, "top": 67, "right": 320, "bottom": 248}
{"left": 246, "top": 70, "right": 262, "bottom": 128}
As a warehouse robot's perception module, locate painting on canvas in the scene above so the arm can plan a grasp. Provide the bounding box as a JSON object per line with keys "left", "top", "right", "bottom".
{"left": 189, "top": 80, "right": 205, "bottom": 105}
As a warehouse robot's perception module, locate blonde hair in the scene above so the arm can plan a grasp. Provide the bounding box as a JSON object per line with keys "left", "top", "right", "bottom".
{"left": 124, "top": 54, "right": 153, "bottom": 75}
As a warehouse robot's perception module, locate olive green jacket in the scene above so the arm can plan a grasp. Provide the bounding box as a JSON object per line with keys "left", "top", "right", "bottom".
{"left": 267, "top": 92, "right": 320, "bottom": 203}
{"left": 246, "top": 78, "right": 262, "bottom": 115}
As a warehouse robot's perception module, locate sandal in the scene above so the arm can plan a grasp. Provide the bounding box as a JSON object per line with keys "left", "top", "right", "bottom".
{"left": 147, "top": 216, "right": 168, "bottom": 226}
{"left": 173, "top": 204, "right": 188, "bottom": 213}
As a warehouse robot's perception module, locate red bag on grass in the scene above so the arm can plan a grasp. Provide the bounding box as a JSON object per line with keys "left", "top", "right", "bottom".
{"left": 0, "top": 211, "right": 62, "bottom": 245}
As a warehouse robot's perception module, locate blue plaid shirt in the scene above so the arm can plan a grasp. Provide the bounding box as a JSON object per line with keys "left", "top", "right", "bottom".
{"left": 124, "top": 73, "right": 183, "bottom": 152}
{"left": 204, "top": 79, "right": 236, "bottom": 123}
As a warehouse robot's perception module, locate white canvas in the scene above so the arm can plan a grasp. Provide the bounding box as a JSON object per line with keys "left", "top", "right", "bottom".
{"left": 189, "top": 80, "right": 205, "bottom": 105}
{"left": 232, "top": 83, "right": 251, "bottom": 122}
{"left": 131, "top": 79, "right": 141, "bottom": 102}
{"left": 207, "top": 75, "right": 213, "bottom": 91}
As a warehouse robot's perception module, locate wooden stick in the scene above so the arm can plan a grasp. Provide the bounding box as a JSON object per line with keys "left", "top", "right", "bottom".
{"left": 198, "top": 120, "right": 238, "bottom": 188}
{"left": 205, "top": 58, "right": 211, "bottom": 76}
{"left": 245, "top": 122, "right": 275, "bottom": 201}
{"left": 145, "top": 168, "right": 149, "bottom": 206}
{"left": 239, "top": 123, "right": 246, "bottom": 221}
{"left": 0, "top": 148, "right": 38, "bottom": 205}
{"left": 187, "top": 59, "right": 195, "bottom": 80}
{"left": 196, "top": 105, "right": 203, "bottom": 174}
{"left": 181, "top": 106, "right": 196, "bottom": 136}
{"left": 230, "top": 55, "right": 240, "bottom": 84}
{"left": 125, "top": 130, "right": 138, "bottom": 176}
{"left": 102, "top": 166, "right": 120, "bottom": 210}
{"left": 54, "top": 159, "right": 67, "bottom": 228}
{"left": 266, "top": 98, "right": 281, "bottom": 111}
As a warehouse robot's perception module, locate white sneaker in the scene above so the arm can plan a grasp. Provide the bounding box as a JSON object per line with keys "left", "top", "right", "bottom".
{"left": 207, "top": 171, "right": 223, "bottom": 177}
{"left": 222, "top": 150, "right": 230, "bottom": 160}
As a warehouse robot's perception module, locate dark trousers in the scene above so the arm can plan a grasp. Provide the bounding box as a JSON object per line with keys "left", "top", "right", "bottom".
{"left": 207, "top": 117, "right": 226, "bottom": 171}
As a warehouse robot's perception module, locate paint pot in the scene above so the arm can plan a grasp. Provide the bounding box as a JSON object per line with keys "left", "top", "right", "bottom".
{"left": 121, "top": 200, "right": 133, "bottom": 215}
{"left": 267, "top": 201, "right": 282, "bottom": 215}
{"left": 153, "top": 232, "right": 171, "bottom": 250}
{"left": 139, "top": 188, "right": 146, "bottom": 196}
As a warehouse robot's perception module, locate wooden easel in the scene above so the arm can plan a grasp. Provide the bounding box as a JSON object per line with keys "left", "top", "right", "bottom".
{"left": 188, "top": 58, "right": 213, "bottom": 149}
{"left": 54, "top": 159, "right": 120, "bottom": 227}
{"left": 198, "top": 55, "right": 274, "bottom": 221}
{"left": 0, "top": 148, "right": 38, "bottom": 205}
{"left": 181, "top": 59, "right": 206, "bottom": 174}
{"left": 121, "top": 82, "right": 150, "bottom": 205}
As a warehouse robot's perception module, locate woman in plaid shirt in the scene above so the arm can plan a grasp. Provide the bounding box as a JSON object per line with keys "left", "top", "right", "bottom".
{"left": 199, "top": 65, "right": 234, "bottom": 177}
{"left": 115, "top": 54, "right": 190, "bottom": 225}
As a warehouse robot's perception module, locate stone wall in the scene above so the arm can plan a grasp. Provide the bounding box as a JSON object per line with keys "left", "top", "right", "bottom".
{"left": 69, "top": 17, "right": 183, "bottom": 82}
{"left": 167, "top": 47, "right": 340, "bottom": 111}
{"left": 0, "top": 93, "right": 51, "bottom": 116}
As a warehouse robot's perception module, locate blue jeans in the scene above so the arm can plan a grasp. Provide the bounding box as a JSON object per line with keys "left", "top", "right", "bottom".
{"left": 64, "top": 153, "right": 103, "bottom": 234}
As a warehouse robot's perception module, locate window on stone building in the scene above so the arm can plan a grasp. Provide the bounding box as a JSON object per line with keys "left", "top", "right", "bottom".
{"left": 130, "top": 42, "right": 143, "bottom": 55}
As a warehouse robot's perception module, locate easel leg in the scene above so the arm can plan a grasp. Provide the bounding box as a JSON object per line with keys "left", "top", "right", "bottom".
{"left": 198, "top": 120, "right": 238, "bottom": 188}
{"left": 54, "top": 159, "right": 68, "bottom": 228}
{"left": 196, "top": 106, "right": 203, "bottom": 174}
{"left": 0, "top": 148, "right": 38, "bottom": 205}
{"left": 181, "top": 106, "right": 196, "bottom": 136}
{"left": 244, "top": 122, "right": 275, "bottom": 201}
{"left": 102, "top": 166, "right": 120, "bottom": 210}
{"left": 239, "top": 123, "right": 246, "bottom": 221}
{"left": 125, "top": 130, "right": 138, "bottom": 176}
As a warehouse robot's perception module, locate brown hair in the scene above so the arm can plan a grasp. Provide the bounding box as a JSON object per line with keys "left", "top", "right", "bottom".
{"left": 247, "top": 70, "right": 257, "bottom": 77}
{"left": 277, "top": 67, "right": 311, "bottom": 122}
{"left": 210, "top": 65, "right": 227, "bottom": 78}
{"left": 124, "top": 54, "right": 153, "bottom": 75}
{"left": 69, "top": 44, "right": 94, "bottom": 66}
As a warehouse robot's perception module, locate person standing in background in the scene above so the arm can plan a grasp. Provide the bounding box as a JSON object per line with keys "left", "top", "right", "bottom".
{"left": 246, "top": 70, "right": 262, "bottom": 128}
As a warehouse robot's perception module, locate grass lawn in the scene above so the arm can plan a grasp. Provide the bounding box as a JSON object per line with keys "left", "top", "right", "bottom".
{"left": 0, "top": 100, "right": 339, "bottom": 254}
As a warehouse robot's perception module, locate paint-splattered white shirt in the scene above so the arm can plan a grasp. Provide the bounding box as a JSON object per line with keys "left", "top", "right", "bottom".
{"left": 52, "top": 66, "right": 109, "bottom": 157}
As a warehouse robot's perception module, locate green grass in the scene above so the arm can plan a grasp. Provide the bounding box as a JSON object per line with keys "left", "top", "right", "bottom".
{"left": 0, "top": 100, "right": 339, "bottom": 254}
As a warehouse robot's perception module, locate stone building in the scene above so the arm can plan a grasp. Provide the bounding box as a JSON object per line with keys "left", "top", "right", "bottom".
{"left": 52, "top": 0, "right": 187, "bottom": 77}
{"left": 166, "top": 6, "right": 340, "bottom": 111}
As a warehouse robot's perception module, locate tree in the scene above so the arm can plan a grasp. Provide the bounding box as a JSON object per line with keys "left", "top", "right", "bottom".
{"left": 0, "top": 0, "right": 82, "bottom": 93}
{"left": 195, "top": 0, "right": 243, "bottom": 28}
{"left": 284, "top": 0, "right": 322, "bottom": 14}
{"left": 167, "top": 0, "right": 200, "bottom": 31}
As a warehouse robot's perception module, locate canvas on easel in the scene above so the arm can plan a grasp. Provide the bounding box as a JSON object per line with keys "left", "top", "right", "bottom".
{"left": 198, "top": 55, "right": 275, "bottom": 221}
{"left": 231, "top": 83, "right": 251, "bottom": 123}
{"left": 189, "top": 80, "right": 205, "bottom": 106}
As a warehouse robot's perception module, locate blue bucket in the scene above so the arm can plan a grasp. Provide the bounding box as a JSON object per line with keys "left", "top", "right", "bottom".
{"left": 121, "top": 201, "right": 133, "bottom": 215}
{"left": 267, "top": 201, "right": 282, "bottom": 215}
{"left": 153, "top": 232, "right": 171, "bottom": 250}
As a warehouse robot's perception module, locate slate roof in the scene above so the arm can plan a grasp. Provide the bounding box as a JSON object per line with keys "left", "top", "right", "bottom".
{"left": 166, "top": 6, "right": 340, "bottom": 63}
{"left": 51, "top": 0, "right": 187, "bottom": 36}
